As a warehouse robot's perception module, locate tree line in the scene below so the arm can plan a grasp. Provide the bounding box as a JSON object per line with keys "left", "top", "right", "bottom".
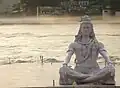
{"left": 11, "top": 0, "right": 120, "bottom": 15}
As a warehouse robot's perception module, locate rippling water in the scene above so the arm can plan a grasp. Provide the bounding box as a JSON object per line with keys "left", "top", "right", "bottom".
{"left": 0, "top": 23, "right": 120, "bottom": 61}
{"left": 0, "top": 22, "right": 120, "bottom": 87}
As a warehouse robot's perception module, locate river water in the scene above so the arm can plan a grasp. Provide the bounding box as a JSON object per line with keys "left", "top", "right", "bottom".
{"left": 0, "top": 19, "right": 120, "bottom": 87}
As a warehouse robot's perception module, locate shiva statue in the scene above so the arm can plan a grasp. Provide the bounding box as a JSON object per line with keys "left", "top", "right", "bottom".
{"left": 59, "top": 15, "right": 115, "bottom": 85}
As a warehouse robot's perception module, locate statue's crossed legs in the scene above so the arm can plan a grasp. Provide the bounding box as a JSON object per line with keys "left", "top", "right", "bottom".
{"left": 59, "top": 66, "right": 115, "bottom": 85}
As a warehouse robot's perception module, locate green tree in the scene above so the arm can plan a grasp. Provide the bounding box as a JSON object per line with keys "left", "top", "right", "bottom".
{"left": 110, "top": 0, "right": 120, "bottom": 11}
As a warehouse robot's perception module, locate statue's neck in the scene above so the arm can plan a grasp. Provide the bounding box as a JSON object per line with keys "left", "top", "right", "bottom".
{"left": 81, "top": 36, "right": 90, "bottom": 44}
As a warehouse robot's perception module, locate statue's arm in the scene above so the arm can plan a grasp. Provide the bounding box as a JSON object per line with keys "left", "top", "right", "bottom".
{"left": 63, "top": 43, "right": 74, "bottom": 65}
{"left": 98, "top": 42, "right": 113, "bottom": 65}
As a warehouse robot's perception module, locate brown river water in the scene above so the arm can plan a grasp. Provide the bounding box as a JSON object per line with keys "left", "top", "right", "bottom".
{"left": 0, "top": 17, "right": 120, "bottom": 87}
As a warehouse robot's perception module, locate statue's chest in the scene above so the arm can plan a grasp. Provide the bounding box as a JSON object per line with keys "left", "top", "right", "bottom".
{"left": 74, "top": 44, "right": 98, "bottom": 56}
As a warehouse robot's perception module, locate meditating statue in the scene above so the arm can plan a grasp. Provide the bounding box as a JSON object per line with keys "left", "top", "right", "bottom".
{"left": 59, "top": 15, "right": 115, "bottom": 85}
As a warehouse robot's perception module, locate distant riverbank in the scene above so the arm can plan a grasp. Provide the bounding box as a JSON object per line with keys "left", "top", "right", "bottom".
{"left": 0, "top": 15, "right": 120, "bottom": 25}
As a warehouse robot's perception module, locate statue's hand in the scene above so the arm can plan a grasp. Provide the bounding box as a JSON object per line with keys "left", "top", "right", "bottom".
{"left": 107, "top": 62, "right": 115, "bottom": 76}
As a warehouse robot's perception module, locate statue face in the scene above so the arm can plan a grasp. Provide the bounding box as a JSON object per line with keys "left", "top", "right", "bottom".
{"left": 80, "top": 23, "right": 92, "bottom": 36}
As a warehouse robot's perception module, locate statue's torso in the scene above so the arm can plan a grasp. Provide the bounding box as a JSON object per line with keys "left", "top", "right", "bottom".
{"left": 69, "top": 40, "right": 100, "bottom": 74}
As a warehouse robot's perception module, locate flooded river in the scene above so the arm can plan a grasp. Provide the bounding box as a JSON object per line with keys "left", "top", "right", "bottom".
{"left": 0, "top": 18, "right": 120, "bottom": 87}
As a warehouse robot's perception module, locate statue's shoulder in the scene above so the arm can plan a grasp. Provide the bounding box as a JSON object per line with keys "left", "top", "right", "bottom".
{"left": 69, "top": 42, "right": 76, "bottom": 46}
{"left": 68, "top": 42, "right": 78, "bottom": 48}
{"left": 98, "top": 42, "right": 105, "bottom": 48}
{"left": 92, "top": 39, "right": 104, "bottom": 48}
{"left": 70, "top": 42, "right": 78, "bottom": 45}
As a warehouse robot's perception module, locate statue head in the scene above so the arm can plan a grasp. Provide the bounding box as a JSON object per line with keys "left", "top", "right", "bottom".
{"left": 75, "top": 15, "right": 95, "bottom": 42}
